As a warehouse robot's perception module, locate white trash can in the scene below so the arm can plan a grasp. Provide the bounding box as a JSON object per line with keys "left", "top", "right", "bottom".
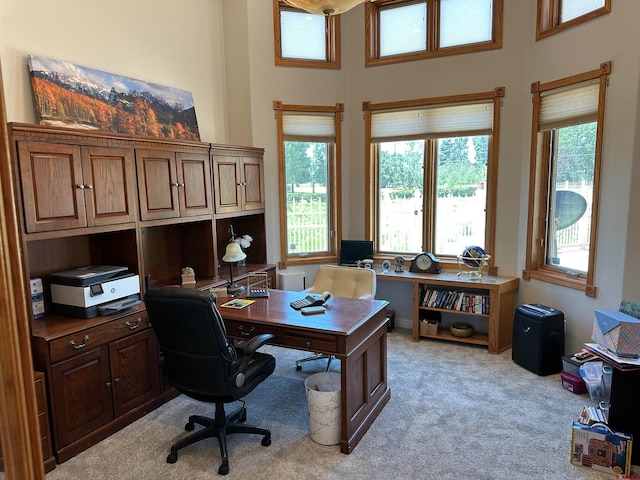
{"left": 304, "top": 371, "right": 341, "bottom": 445}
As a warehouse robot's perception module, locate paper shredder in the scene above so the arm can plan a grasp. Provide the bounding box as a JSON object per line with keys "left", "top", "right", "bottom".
{"left": 512, "top": 304, "right": 565, "bottom": 375}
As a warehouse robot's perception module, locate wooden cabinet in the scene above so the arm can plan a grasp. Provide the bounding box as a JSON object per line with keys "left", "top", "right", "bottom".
{"left": 17, "top": 142, "right": 137, "bottom": 232}
{"left": 212, "top": 150, "right": 264, "bottom": 215}
{"left": 33, "top": 310, "right": 162, "bottom": 463}
{"left": 0, "top": 371, "right": 56, "bottom": 473}
{"left": 378, "top": 271, "right": 519, "bottom": 354}
{"left": 10, "top": 123, "right": 274, "bottom": 465}
{"left": 135, "top": 148, "right": 212, "bottom": 221}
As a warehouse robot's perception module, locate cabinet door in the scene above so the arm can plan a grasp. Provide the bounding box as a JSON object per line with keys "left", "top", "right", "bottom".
{"left": 51, "top": 346, "right": 113, "bottom": 448}
{"left": 18, "top": 141, "right": 86, "bottom": 232}
{"left": 213, "top": 156, "right": 241, "bottom": 214}
{"left": 135, "top": 149, "right": 180, "bottom": 221}
{"left": 81, "top": 146, "right": 137, "bottom": 226}
{"left": 176, "top": 152, "right": 213, "bottom": 217}
{"left": 241, "top": 156, "right": 265, "bottom": 211}
{"left": 109, "top": 328, "right": 161, "bottom": 417}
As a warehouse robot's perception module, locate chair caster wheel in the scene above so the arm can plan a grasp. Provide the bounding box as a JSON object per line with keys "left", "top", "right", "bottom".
{"left": 218, "top": 464, "right": 229, "bottom": 475}
{"left": 166, "top": 452, "right": 178, "bottom": 464}
{"left": 296, "top": 364, "right": 302, "bottom": 371}
{"left": 262, "top": 435, "right": 271, "bottom": 446}
{"left": 238, "top": 408, "right": 247, "bottom": 422}
{"left": 185, "top": 421, "right": 195, "bottom": 431}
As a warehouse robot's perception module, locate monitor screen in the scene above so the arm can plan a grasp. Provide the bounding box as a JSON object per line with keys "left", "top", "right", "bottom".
{"left": 339, "top": 240, "right": 374, "bottom": 266}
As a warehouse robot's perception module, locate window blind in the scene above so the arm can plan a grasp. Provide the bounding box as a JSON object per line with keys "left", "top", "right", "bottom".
{"left": 440, "top": 0, "right": 493, "bottom": 48}
{"left": 281, "top": 10, "right": 326, "bottom": 60}
{"left": 283, "top": 113, "right": 336, "bottom": 142}
{"left": 539, "top": 81, "right": 599, "bottom": 130}
{"left": 560, "top": 0, "right": 606, "bottom": 23}
{"left": 371, "top": 102, "right": 494, "bottom": 143}
{"left": 379, "top": 2, "right": 427, "bottom": 57}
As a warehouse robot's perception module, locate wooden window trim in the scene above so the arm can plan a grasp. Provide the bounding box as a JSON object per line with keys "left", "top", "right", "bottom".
{"left": 365, "top": 0, "right": 503, "bottom": 67}
{"left": 273, "top": 0, "right": 341, "bottom": 69}
{"left": 523, "top": 61, "right": 612, "bottom": 297}
{"left": 273, "top": 101, "right": 343, "bottom": 269}
{"left": 363, "top": 87, "right": 504, "bottom": 274}
{"left": 536, "top": 0, "right": 611, "bottom": 40}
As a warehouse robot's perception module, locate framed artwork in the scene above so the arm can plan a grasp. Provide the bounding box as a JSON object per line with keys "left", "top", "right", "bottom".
{"left": 27, "top": 54, "right": 200, "bottom": 141}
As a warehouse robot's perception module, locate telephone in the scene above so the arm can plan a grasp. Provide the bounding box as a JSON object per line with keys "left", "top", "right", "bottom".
{"left": 289, "top": 291, "right": 332, "bottom": 310}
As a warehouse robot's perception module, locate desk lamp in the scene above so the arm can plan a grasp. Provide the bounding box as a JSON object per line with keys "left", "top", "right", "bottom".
{"left": 222, "top": 241, "right": 247, "bottom": 295}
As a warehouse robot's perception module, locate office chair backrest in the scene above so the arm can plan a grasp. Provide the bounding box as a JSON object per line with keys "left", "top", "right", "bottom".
{"left": 144, "top": 288, "right": 237, "bottom": 400}
{"left": 307, "top": 265, "right": 376, "bottom": 299}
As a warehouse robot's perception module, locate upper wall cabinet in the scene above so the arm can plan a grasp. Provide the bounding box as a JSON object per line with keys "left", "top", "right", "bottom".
{"left": 212, "top": 147, "right": 265, "bottom": 216}
{"left": 135, "top": 148, "right": 212, "bottom": 221}
{"left": 17, "top": 141, "right": 137, "bottom": 233}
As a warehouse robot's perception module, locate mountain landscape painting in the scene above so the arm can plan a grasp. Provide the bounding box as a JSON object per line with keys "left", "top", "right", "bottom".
{"left": 27, "top": 54, "right": 200, "bottom": 141}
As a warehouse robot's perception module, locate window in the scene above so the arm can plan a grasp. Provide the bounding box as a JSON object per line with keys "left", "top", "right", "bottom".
{"left": 363, "top": 87, "right": 504, "bottom": 271}
{"left": 523, "top": 62, "right": 611, "bottom": 296}
{"left": 273, "top": 0, "right": 341, "bottom": 69}
{"left": 366, "top": 0, "right": 502, "bottom": 67}
{"left": 273, "top": 101, "right": 342, "bottom": 267}
{"left": 537, "top": 0, "right": 611, "bottom": 40}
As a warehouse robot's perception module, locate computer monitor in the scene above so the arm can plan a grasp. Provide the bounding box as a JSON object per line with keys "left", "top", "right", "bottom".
{"left": 339, "top": 240, "right": 374, "bottom": 266}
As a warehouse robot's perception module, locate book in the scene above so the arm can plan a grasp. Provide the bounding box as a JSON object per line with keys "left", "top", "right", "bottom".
{"left": 219, "top": 299, "right": 255, "bottom": 309}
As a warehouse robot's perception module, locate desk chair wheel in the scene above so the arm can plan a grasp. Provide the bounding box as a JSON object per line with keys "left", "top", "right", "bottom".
{"left": 295, "top": 363, "right": 302, "bottom": 371}
{"left": 238, "top": 407, "right": 247, "bottom": 422}
{"left": 218, "top": 464, "right": 230, "bottom": 475}
{"left": 167, "top": 452, "right": 178, "bottom": 464}
{"left": 262, "top": 434, "right": 271, "bottom": 447}
{"left": 185, "top": 421, "right": 195, "bottom": 431}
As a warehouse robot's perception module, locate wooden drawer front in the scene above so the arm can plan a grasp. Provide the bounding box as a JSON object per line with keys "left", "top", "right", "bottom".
{"left": 224, "top": 320, "right": 281, "bottom": 343}
{"left": 282, "top": 332, "right": 338, "bottom": 354}
{"left": 50, "top": 313, "right": 149, "bottom": 363}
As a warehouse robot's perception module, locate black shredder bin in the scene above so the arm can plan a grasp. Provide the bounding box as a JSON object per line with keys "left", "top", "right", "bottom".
{"left": 512, "top": 304, "right": 565, "bottom": 375}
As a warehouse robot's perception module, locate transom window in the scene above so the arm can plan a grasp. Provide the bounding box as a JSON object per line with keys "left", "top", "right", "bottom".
{"left": 273, "top": 101, "right": 343, "bottom": 268}
{"left": 363, "top": 88, "right": 504, "bottom": 271}
{"left": 273, "top": 0, "right": 340, "bottom": 69}
{"left": 537, "top": 0, "right": 611, "bottom": 40}
{"left": 366, "top": 0, "right": 503, "bottom": 67}
{"left": 523, "top": 62, "right": 611, "bottom": 296}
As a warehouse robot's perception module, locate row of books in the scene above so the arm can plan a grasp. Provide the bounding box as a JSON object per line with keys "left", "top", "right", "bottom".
{"left": 576, "top": 405, "right": 608, "bottom": 426}
{"left": 421, "top": 288, "right": 490, "bottom": 314}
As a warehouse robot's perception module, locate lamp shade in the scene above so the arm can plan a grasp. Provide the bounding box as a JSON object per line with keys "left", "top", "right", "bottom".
{"left": 282, "top": 0, "right": 368, "bottom": 16}
{"left": 222, "top": 242, "right": 247, "bottom": 263}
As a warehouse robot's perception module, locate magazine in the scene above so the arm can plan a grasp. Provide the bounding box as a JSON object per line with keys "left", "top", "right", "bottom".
{"left": 219, "top": 299, "right": 255, "bottom": 309}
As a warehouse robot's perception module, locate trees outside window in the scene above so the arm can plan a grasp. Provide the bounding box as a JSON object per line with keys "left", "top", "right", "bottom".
{"left": 524, "top": 62, "right": 611, "bottom": 297}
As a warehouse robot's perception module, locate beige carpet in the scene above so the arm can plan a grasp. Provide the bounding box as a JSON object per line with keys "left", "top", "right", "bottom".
{"left": 3, "top": 329, "right": 637, "bottom": 479}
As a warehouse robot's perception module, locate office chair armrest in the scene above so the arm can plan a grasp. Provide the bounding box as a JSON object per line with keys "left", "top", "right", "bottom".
{"left": 242, "top": 333, "right": 275, "bottom": 355}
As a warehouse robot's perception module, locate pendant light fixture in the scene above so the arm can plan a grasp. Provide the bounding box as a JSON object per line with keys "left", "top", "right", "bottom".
{"left": 282, "top": 0, "right": 371, "bottom": 16}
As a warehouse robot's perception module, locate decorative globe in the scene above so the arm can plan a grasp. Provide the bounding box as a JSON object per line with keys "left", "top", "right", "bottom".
{"left": 462, "top": 246, "right": 486, "bottom": 267}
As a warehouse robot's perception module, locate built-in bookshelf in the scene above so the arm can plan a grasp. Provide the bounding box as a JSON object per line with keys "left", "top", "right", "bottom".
{"left": 420, "top": 286, "right": 489, "bottom": 315}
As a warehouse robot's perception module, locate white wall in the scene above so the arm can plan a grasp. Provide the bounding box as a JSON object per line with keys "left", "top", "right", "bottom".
{"left": 1, "top": 0, "right": 638, "bottom": 354}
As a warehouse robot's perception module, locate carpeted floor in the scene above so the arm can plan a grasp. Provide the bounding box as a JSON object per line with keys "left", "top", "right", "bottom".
{"left": 3, "top": 329, "right": 636, "bottom": 479}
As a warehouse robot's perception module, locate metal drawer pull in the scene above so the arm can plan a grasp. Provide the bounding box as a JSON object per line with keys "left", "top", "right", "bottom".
{"left": 238, "top": 325, "right": 255, "bottom": 337}
{"left": 125, "top": 318, "right": 142, "bottom": 330}
{"left": 69, "top": 335, "right": 89, "bottom": 349}
{"left": 305, "top": 341, "right": 311, "bottom": 348}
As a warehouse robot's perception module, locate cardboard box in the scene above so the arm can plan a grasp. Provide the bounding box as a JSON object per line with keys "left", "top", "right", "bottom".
{"left": 592, "top": 310, "right": 640, "bottom": 357}
{"left": 571, "top": 421, "right": 633, "bottom": 476}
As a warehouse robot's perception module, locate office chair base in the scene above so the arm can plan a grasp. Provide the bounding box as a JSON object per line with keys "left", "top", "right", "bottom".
{"left": 295, "top": 353, "right": 333, "bottom": 371}
{"left": 166, "top": 403, "right": 271, "bottom": 475}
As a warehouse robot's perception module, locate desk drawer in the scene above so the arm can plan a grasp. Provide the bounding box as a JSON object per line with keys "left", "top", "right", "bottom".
{"left": 224, "top": 320, "right": 281, "bottom": 343}
{"left": 283, "top": 332, "right": 337, "bottom": 354}
{"left": 50, "top": 312, "right": 149, "bottom": 363}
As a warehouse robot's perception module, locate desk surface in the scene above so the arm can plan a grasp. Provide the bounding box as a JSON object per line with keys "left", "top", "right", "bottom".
{"left": 219, "top": 289, "right": 389, "bottom": 336}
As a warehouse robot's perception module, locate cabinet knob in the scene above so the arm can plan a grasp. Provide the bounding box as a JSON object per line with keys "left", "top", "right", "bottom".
{"left": 178, "top": 183, "right": 185, "bottom": 188}
{"left": 84, "top": 184, "right": 93, "bottom": 189}
{"left": 106, "top": 381, "right": 112, "bottom": 388}
{"left": 69, "top": 335, "right": 89, "bottom": 349}
{"left": 76, "top": 184, "right": 85, "bottom": 189}
{"left": 114, "top": 377, "right": 120, "bottom": 383}
{"left": 305, "top": 341, "right": 311, "bottom": 348}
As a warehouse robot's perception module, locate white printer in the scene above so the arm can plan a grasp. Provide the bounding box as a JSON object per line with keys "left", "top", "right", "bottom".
{"left": 50, "top": 265, "right": 140, "bottom": 318}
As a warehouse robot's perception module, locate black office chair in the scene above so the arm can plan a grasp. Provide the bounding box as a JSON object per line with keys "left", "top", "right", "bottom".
{"left": 144, "top": 287, "right": 276, "bottom": 476}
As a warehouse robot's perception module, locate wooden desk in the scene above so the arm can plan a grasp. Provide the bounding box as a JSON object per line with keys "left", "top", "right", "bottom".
{"left": 219, "top": 290, "right": 390, "bottom": 454}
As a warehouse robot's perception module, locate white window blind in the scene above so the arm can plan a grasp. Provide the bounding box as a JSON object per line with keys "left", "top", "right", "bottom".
{"left": 283, "top": 113, "right": 336, "bottom": 142}
{"left": 539, "top": 81, "right": 600, "bottom": 130}
{"left": 560, "top": 0, "right": 606, "bottom": 23}
{"left": 281, "top": 10, "right": 326, "bottom": 60}
{"left": 380, "top": 2, "right": 427, "bottom": 57}
{"left": 440, "top": 0, "right": 493, "bottom": 48}
{"left": 371, "top": 102, "right": 493, "bottom": 143}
